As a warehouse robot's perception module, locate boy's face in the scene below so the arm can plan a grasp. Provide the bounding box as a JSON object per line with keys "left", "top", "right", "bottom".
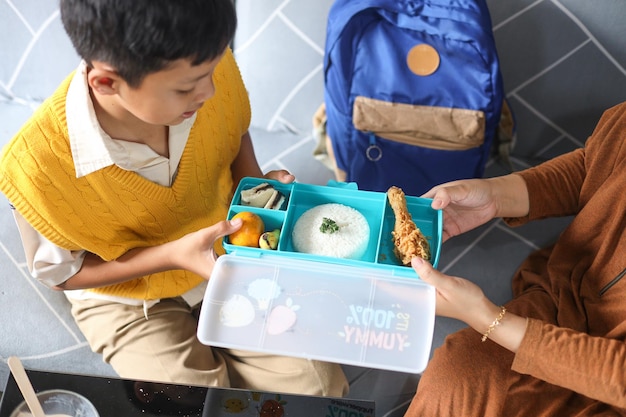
{"left": 108, "top": 52, "right": 225, "bottom": 127}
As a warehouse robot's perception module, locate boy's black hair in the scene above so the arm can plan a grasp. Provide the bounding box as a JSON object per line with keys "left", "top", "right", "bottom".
{"left": 60, "top": 0, "right": 237, "bottom": 87}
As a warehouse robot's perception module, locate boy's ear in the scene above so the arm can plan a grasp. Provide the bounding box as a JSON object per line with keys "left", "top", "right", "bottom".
{"left": 87, "top": 63, "right": 121, "bottom": 95}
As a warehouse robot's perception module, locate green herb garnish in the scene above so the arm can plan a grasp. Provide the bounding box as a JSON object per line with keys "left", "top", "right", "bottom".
{"left": 320, "top": 217, "right": 339, "bottom": 234}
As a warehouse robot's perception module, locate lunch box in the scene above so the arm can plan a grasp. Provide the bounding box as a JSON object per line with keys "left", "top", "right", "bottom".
{"left": 197, "top": 178, "right": 442, "bottom": 373}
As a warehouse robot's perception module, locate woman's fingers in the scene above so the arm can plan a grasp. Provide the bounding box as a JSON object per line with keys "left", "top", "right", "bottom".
{"left": 411, "top": 256, "right": 439, "bottom": 285}
{"left": 411, "top": 256, "right": 457, "bottom": 295}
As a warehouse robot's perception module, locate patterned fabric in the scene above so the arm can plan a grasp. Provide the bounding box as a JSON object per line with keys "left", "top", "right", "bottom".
{"left": 0, "top": 50, "right": 250, "bottom": 300}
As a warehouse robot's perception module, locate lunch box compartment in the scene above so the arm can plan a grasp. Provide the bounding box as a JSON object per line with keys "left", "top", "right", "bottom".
{"left": 281, "top": 182, "right": 385, "bottom": 263}
{"left": 378, "top": 196, "right": 441, "bottom": 267}
{"left": 224, "top": 177, "right": 442, "bottom": 272}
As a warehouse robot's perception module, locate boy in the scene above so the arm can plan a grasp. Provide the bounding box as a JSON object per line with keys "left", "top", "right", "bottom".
{"left": 0, "top": 0, "right": 347, "bottom": 397}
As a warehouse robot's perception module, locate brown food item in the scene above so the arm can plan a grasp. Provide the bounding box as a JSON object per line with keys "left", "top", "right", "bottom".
{"left": 259, "top": 399, "right": 284, "bottom": 417}
{"left": 387, "top": 186, "right": 430, "bottom": 265}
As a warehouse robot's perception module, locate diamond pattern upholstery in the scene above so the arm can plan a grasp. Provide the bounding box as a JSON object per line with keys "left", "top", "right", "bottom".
{"left": 1, "top": 0, "right": 626, "bottom": 414}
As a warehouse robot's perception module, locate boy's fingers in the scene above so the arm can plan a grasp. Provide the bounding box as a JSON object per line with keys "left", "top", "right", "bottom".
{"left": 264, "top": 169, "right": 295, "bottom": 183}
{"left": 228, "top": 217, "right": 243, "bottom": 228}
{"left": 210, "top": 218, "right": 242, "bottom": 239}
{"left": 202, "top": 219, "right": 244, "bottom": 264}
{"left": 222, "top": 218, "right": 242, "bottom": 235}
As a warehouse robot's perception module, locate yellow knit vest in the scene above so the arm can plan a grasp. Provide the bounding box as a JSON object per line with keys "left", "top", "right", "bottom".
{"left": 0, "top": 49, "right": 251, "bottom": 300}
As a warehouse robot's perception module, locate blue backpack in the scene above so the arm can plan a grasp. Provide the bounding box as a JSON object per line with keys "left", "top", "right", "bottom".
{"left": 323, "top": 0, "right": 509, "bottom": 196}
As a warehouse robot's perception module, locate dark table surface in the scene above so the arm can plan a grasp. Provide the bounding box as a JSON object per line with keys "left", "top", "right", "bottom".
{"left": 0, "top": 369, "right": 374, "bottom": 417}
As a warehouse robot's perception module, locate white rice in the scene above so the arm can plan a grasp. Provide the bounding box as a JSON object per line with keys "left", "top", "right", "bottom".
{"left": 292, "top": 203, "right": 370, "bottom": 260}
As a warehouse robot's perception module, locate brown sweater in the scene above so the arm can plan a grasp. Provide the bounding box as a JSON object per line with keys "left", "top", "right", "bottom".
{"left": 507, "top": 102, "right": 626, "bottom": 407}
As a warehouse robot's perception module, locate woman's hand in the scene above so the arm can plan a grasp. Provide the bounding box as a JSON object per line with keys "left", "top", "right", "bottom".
{"left": 411, "top": 257, "right": 494, "bottom": 326}
{"left": 422, "top": 175, "right": 529, "bottom": 242}
{"left": 422, "top": 178, "right": 498, "bottom": 242}
{"left": 411, "top": 257, "right": 527, "bottom": 352}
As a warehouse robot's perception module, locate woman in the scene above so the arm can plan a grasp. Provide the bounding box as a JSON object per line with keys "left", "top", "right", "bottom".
{"left": 406, "top": 102, "right": 626, "bottom": 416}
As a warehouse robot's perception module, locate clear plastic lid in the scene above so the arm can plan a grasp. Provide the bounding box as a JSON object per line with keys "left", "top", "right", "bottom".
{"left": 198, "top": 253, "right": 435, "bottom": 373}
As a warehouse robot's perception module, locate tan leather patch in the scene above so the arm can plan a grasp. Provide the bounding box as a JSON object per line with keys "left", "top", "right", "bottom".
{"left": 352, "top": 96, "right": 485, "bottom": 150}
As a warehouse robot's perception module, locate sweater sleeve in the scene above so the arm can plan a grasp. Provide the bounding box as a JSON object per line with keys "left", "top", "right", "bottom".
{"left": 513, "top": 318, "right": 626, "bottom": 408}
{"left": 506, "top": 103, "right": 626, "bottom": 227}
{"left": 504, "top": 148, "right": 585, "bottom": 227}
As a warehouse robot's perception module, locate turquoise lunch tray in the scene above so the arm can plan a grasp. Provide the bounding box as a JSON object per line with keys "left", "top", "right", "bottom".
{"left": 222, "top": 177, "right": 442, "bottom": 273}
{"left": 198, "top": 178, "right": 442, "bottom": 373}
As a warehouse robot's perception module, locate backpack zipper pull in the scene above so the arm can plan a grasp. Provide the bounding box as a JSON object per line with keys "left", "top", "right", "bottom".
{"left": 366, "top": 132, "right": 382, "bottom": 162}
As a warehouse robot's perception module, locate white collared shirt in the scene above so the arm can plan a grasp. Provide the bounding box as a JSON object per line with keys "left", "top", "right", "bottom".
{"left": 13, "top": 61, "right": 207, "bottom": 308}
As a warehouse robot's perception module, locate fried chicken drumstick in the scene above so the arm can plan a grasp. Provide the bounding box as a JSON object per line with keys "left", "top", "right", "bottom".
{"left": 387, "top": 186, "right": 431, "bottom": 265}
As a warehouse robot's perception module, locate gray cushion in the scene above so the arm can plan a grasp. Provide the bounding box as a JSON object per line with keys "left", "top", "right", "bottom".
{"left": 234, "top": 0, "right": 334, "bottom": 134}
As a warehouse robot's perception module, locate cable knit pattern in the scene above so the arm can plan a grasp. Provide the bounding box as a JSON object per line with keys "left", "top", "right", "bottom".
{"left": 0, "top": 49, "right": 250, "bottom": 300}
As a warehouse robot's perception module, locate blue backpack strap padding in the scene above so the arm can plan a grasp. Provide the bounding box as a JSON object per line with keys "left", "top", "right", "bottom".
{"left": 324, "top": 0, "right": 504, "bottom": 197}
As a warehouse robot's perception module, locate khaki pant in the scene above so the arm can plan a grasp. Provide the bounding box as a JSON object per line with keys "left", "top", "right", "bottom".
{"left": 68, "top": 296, "right": 348, "bottom": 397}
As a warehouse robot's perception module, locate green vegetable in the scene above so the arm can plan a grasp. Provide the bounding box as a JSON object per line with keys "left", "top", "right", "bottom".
{"left": 259, "top": 229, "right": 280, "bottom": 250}
{"left": 320, "top": 217, "right": 339, "bottom": 234}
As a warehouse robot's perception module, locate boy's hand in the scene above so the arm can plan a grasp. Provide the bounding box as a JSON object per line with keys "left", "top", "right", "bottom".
{"left": 263, "top": 169, "right": 295, "bottom": 184}
{"left": 172, "top": 218, "right": 243, "bottom": 279}
{"left": 56, "top": 218, "right": 243, "bottom": 290}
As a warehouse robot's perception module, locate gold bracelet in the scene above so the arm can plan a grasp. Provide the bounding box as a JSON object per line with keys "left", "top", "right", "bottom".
{"left": 481, "top": 306, "right": 507, "bottom": 342}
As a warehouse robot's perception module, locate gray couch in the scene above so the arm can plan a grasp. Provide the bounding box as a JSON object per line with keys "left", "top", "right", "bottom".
{"left": 1, "top": 0, "right": 626, "bottom": 415}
